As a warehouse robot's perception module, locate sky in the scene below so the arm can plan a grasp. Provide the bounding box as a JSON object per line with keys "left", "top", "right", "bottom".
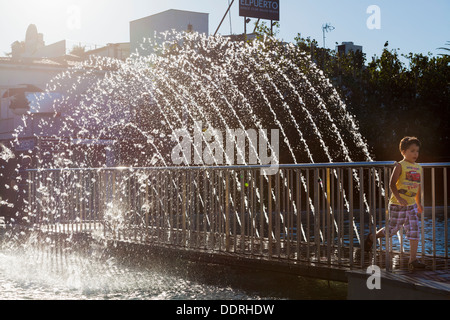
{"left": 0, "top": 0, "right": 449, "bottom": 63}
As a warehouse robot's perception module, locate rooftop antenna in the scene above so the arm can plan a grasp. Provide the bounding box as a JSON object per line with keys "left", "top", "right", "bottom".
{"left": 322, "top": 23, "right": 335, "bottom": 48}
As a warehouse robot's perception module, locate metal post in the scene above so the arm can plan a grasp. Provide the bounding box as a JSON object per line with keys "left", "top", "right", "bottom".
{"left": 314, "top": 169, "right": 320, "bottom": 262}
{"left": 421, "top": 168, "right": 425, "bottom": 263}
{"left": 349, "top": 168, "right": 354, "bottom": 268}
{"left": 359, "top": 167, "right": 364, "bottom": 267}
{"left": 326, "top": 168, "right": 331, "bottom": 265}
{"left": 296, "top": 169, "right": 301, "bottom": 261}
{"left": 432, "top": 168, "right": 436, "bottom": 262}
{"left": 385, "top": 167, "right": 391, "bottom": 272}
{"left": 182, "top": 171, "right": 187, "bottom": 246}
{"left": 244, "top": 17, "right": 247, "bottom": 41}
{"left": 444, "top": 168, "right": 448, "bottom": 259}
{"left": 259, "top": 171, "right": 264, "bottom": 256}
{"left": 306, "top": 169, "right": 310, "bottom": 262}
{"left": 268, "top": 174, "right": 273, "bottom": 258}
{"left": 371, "top": 168, "right": 377, "bottom": 265}
{"left": 276, "top": 170, "right": 281, "bottom": 257}
{"left": 214, "top": 0, "right": 235, "bottom": 36}
{"left": 225, "top": 170, "right": 230, "bottom": 252}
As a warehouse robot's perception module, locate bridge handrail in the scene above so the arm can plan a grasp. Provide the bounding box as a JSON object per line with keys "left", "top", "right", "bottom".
{"left": 24, "top": 162, "right": 449, "bottom": 272}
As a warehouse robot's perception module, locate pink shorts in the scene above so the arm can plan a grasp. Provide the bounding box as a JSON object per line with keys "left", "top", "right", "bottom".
{"left": 380, "top": 204, "right": 420, "bottom": 241}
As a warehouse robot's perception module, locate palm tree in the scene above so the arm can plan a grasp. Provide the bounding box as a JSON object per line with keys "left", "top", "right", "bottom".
{"left": 437, "top": 41, "right": 450, "bottom": 57}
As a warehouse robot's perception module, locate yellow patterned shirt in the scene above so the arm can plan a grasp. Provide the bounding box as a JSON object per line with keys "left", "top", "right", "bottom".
{"left": 390, "top": 160, "right": 422, "bottom": 206}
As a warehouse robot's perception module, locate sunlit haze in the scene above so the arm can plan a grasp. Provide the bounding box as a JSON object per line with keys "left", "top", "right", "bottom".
{"left": 1, "top": 1, "right": 449, "bottom": 62}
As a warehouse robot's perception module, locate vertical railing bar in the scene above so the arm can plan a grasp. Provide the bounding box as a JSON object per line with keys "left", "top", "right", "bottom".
{"left": 306, "top": 169, "right": 310, "bottom": 262}
{"left": 72, "top": 171, "right": 76, "bottom": 235}
{"left": 155, "top": 171, "right": 159, "bottom": 242}
{"left": 76, "top": 171, "right": 80, "bottom": 234}
{"left": 359, "top": 167, "right": 364, "bottom": 268}
{"left": 420, "top": 168, "right": 425, "bottom": 263}
{"left": 444, "top": 167, "right": 448, "bottom": 259}
{"left": 100, "top": 171, "right": 104, "bottom": 238}
{"left": 377, "top": 168, "right": 382, "bottom": 256}
{"left": 335, "top": 168, "right": 340, "bottom": 265}
{"left": 233, "top": 170, "right": 237, "bottom": 253}
{"left": 129, "top": 170, "right": 133, "bottom": 241}
{"left": 385, "top": 167, "right": 391, "bottom": 272}
{"left": 217, "top": 170, "right": 222, "bottom": 252}
{"left": 212, "top": 170, "right": 217, "bottom": 251}
{"left": 182, "top": 171, "right": 186, "bottom": 247}
{"left": 191, "top": 170, "right": 195, "bottom": 248}
{"left": 145, "top": 175, "right": 149, "bottom": 243}
{"left": 372, "top": 168, "right": 377, "bottom": 266}
{"left": 95, "top": 170, "right": 99, "bottom": 231}
{"left": 240, "top": 170, "right": 245, "bottom": 253}
{"left": 168, "top": 170, "right": 173, "bottom": 244}
{"left": 268, "top": 174, "right": 273, "bottom": 258}
{"left": 340, "top": 168, "right": 345, "bottom": 265}
{"left": 55, "top": 171, "right": 59, "bottom": 233}
{"left": 89, "top": 170, "right": 93, "bottom": 232}
{"left": 321, "top": 169, "right": 325, "bottom": 257}
{"left": 166, "top": 170, "right": 171, "bottom": 244}
{"left": 131, "top": 171, "right": 135, "bottom": 241}
{"left": 296, "top": 169, "right": 301, "bottom": 261}
{"left": 251, "top": 169, "right": 255, "bottom": 255}
{"left": 225, "top": 170, "right": 230, "bottom": 252}
{"left": 208, "top": 170, "right": 212, "bottom": 250}
{"left": 326, "top": 168, "right": 331, "bottom": 266}
{"left": 27, "top": 171, "right": 32, "bottom": 228}
{"left": 314, "top": 168, "right": 320, "bottom": 263}
{"left": 286, "top": 169, "right": 291, "bottom": 259}
{"left": 259, "top": 171, "right": 264, "bottom": 256}
{"left": 203, "top": 170, "right": 208, "bottom": 250}
{"left": 367, "top": 168, "right": 372, "bottom": 261}
{"left": 49, "top": 171, "right": 54, "bottom": 233}
{"left": 59, "top": 170, "right": 63, "bottom": 234}
{"left": 432, "top": 167, "right": 436, "bottom": 262}
{"left": 331, "top": 169, "right": 336, "bottom": 263}
{"left": 185, "top": 171, "right": 189, "bottom": 247}
{"left": 159, "top": 171, "right": 163, "bottom": 243}
{"left": 289, "top": 169, "right": 298, "bottom": 255}
{"left": 32, "top": 171, "right": 36, "bottom": 228}
{"left": 194, "top": 171, "right": 199, "bottom": 249}
{"left": 329, "top": 168, "right": 334, "bottom": 261}
{"left": 189, "top": 171, "right": 194, "bottom": 248}
{"left": 276, "top": 169, "right": 281, "bottom": 257}
{"left": 174, "top": 171, "right": 178, "bottom": 243}
{"left": 249, "top": 170, "right": 254, "bottom": 255}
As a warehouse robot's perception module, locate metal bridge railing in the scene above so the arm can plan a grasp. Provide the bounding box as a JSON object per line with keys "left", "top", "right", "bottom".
{"left": 25, "top": 162, "right": 449, "bottom": 270}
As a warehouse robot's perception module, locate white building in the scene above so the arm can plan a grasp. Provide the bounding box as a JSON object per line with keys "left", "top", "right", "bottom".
{"left": 130, "top": 9, "right": 209, "bottom": 56}
{"left": 0, "top": 25, "right": 115, "bottom": 170}
{"left": 85, "top": 43, "right": 130, "bottom": 61}
{"left": 11, "top": 24, "right": 67, "bottom": 60}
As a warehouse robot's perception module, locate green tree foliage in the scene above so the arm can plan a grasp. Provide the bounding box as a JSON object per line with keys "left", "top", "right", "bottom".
{"left": 294, "top": 36, "right": 450, "bottom": 162}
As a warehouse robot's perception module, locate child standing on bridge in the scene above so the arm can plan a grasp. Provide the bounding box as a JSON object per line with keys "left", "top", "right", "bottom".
{"left": 365, "top": 136, "right": 426, "bottom": 270}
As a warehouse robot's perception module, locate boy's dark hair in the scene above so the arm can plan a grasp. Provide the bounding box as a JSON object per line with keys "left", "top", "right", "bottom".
{"left": 399, "top": 136, "right": 421, "bottom": 152}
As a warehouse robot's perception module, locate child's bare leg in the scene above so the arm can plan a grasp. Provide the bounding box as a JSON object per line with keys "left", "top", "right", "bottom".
{"left": 409, "top": 240, "right": 418, "bottom": 263}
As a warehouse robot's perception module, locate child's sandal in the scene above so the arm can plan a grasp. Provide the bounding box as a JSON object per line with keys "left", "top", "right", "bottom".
{"left": 408, "top": 260, "right": 426, "bottom": 271}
